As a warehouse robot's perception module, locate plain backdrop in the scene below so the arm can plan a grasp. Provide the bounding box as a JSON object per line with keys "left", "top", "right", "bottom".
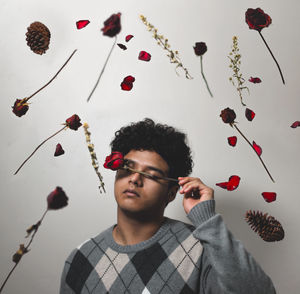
{"left": 0, "top": 0, "right": 299, "bottom": 293}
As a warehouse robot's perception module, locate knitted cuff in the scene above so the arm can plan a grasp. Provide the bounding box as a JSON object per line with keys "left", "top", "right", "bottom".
{"left": 187, "top": 199, "right": 216, "bottom": 227}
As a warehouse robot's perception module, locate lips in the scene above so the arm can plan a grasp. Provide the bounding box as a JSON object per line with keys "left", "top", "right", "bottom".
{"left": 124, "top": 189, "right": 140, "bottom": 197}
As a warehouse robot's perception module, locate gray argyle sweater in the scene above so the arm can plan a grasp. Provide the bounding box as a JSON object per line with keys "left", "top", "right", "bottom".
{"left": 60, "top": 200, "right": 276, "bottom": 293}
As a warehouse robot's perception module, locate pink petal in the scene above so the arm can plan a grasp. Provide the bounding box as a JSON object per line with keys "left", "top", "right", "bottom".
{"left": 125, "top": 35, "right": 134, "bottom": 42}
{"left": 138, "top": 51, "right": 151, "bottom": 61}
{"left": 262, "top": 192, "right": 277, "bottom": 203}
{"left": 76, "top": 20, "right": 90, "bottom": 30}
{"left": 245, "top": 108, "right": 256, "bottom": 121}
{"left": 252, "top": 141, "right": 262, "bottom": 156}
{"left": 228, "top": 136, "right": 237, "bottom": 147}
{"left": 291, "top": 121, "right": 300, "bottom": 128}
{"left": 249, "top": 77, "right": 262, "bottom": 83}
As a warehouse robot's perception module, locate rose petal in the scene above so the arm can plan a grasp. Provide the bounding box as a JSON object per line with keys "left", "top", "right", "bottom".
{"left": 117, "top": 43, "right": 127, "bottom": 50}
{"left": 124, "top": 76, "right": 135, "bottom": 83}
{"left": 138, "top": 51, "right": 151, "bottom": 61}
{"left": 54, "top": 143, "right": 65, "bottom": 157}
{"left": 125, "top": 35, "right": 134, "bottom": 42}
{"left": 76, "top": 20, "right": 90, "bottom": 29}
{"left": 252, "top": 141, "right": 262, "bottom": 156}
{"left": 261, "top": 192, "right": 277, "bottom": 203}
{"left": 290, "top": 121, "right": 300, "bottom": 128}
{"left": 245, "top": 108, "right": 256, "bottom": 121}
{"left": 121, "top": 75, "right": 135, "bottom": 91}
{"left": 249, "top": 77, "right": 262, "bottom": 83}
{"left": 216, "top": 175, "right": 240, "bottom": 191}
{"left": 228, "top": 136, "right": 237, "bottom": 147}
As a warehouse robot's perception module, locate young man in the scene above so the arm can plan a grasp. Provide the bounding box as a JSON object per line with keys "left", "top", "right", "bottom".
{"left": 60, "top": 118, "right": 276, "bottom": 293}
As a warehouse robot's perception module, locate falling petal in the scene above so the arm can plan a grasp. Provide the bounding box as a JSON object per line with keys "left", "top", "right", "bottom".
{"left": 290, "top": 121, "right": 300, "bottom": 128}
{"left": 125, "top": 34, "right": 134, "bottom": 42}
{"left": 262, "top": 192, "right": 277, "bottom": 203}
{"left": 249, "top": 77, "right": 262, "bottom": 83}
{"left": 54, "top": 143, "right": 65, "bottom": 156}
{"left": 121, "top": 75, "right": 135, "bottom": 91}
{"left": 228, "top": 136, "right": 237, "bottom": 147}
{"left": 245, "top": 108, "right": 256, "bottom": 121}
{"left": 76, "top": 20, "right": 90, "bottom": 30}
{"left": 117, "top": 43, "right": 127, "bottom": 50}
{"left": 138, "top": 51, "right": 151, "bottom": 61}
{"left": 216, "top": 175, "right": 240, "bottom": 191}
{"left": 252, "top": 141, "right": 262, "bottom": 156}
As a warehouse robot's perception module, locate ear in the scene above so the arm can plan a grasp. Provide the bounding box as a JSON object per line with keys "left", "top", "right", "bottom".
{"left": 167, "top": 185, "right": 179, "bottom": 203}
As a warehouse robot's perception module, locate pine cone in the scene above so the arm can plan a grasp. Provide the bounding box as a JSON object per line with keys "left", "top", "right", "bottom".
{"left": 26, "top": 21, "right": 51, "bottom": 55}
{"left": 245, "top": 210, "right": 284, "bottom": 242}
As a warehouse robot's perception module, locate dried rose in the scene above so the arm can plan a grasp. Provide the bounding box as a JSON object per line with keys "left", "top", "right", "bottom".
{"left": 249, "top": 77, "right": 262, "bottom": 83}
{"left": 65, "top": 114, "right": 82, "bottom": 130}
{"left": 138, "top": 51, "right": 151, "bottom": 61}
{"left": 12, "top": 99, "right": 29, "bottom": 117}
{"left": 54, "top": 143, "right": 65, "bottom": 156}
{"left": 101, "top": 13, "right": 121, "bottom": 37}
{"left": 193, "top": 42, "right": 207, "bottom": 56}
{"left": 216, "top": 175, "right": 241, "bottom": 191}
{"left": 125, "top": 35, "right": 134, "bottom": 42}
{"left": 121, "top": 75, "right": 135, "bottom": 91}
{"left": 262, "top": 192, "right": 277, "bottom": 203}
{"left": 76, "top": 20, "right": 90, "bottom": 29}
{"left": 245, "top": 108, "right": 256, "bottom": 121}
{"left": 220, "top": 107, "right": 236, "bottom": 124}
{"left": 227, "top": 136, "right": 237, "bottom": 147}
{"left": 47, "top": 187, "right": 68, "bottom": 210}
{"left": 103, "top": 151, "right": 124, "bottom": 170}
{"left": 245, "top": 8, "right": 272, "bottom": 32}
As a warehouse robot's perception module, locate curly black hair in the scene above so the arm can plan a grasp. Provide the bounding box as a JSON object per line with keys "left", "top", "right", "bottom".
{"left": 110, "top": 118, "right": 193, "bottom": 183}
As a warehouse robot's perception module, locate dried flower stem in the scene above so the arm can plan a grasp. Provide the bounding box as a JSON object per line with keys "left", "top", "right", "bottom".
{"left": 200, "top": 56, "right": 213, "bottom": 97}
{"left": 232, "top": 123, "right": 275, "bottom": 182}
{"left": 140, "top": 15, "right": 192, "bottom": 79}
{"left": 14, "top": 126, "right": 67, "bottom": 175}
{"left": 0, "top": 209, "right": 48, "bottom": 293}
{"left": 23, "top": 49, "right": 77, "bottom": 103}
{"left": 87, "top": 37, "right": 117, "bottom": 102}
{"left": 258, "top": 32, "right": 285, "bottom": 85}
{"left": 228, "top": 36, "right": 249, "bottom": 106}
{"left": 83, "top": 123, "right": 106, "bottom": 193}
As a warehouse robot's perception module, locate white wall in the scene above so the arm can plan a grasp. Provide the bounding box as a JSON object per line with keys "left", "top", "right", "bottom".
{"left": 0, "top": 0, "right": 299, "bottom": 293}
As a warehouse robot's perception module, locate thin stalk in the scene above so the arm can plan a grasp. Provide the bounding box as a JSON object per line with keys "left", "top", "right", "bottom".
{"left": 258, "top": 31, "right": 285, "bottom": 85}
{"left": 0, "top": 209, "right": 48, "bottom": 293}
{"left": 233, "top": 124, "right": 275, "bottom": 182}
{"left": 200, "top": 56, "right": 213, "bottom": 97}
{"left": 26, "top": 49, "right": 77, "bottom": 101}
{"left": 87, "top": 37, "right": 117, "bottom": 102}
{"left": 14, "top": 126, "right": 67, "bottom": 175}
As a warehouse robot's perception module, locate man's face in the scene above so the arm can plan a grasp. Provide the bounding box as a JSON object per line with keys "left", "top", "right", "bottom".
{"left": 114, "top": 150, "right": 177, "bottom": 219}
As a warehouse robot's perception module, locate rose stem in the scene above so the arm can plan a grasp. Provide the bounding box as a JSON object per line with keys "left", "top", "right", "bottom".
{"left": 124, "top": 166, "right": 179, "bottom": 183}
{"left": 87, "top": 37, "right": 117, "bottom": 102}
{"left": 26, "top": 49, "right": 77, "bottom": 102}
{"left": 14, "top": 126, "right": 67, "bottom": 175}
{"left": 200, "top": 56, "right": 213, "bottom": 97}
{"left": 0, "top": 209, "right": 48, "bottom": 293}
{"left": 233, "top": 124, "right": 275, "bottom": 182}
{"left": 258, "top": 31, "right": 285, "bottom": 85}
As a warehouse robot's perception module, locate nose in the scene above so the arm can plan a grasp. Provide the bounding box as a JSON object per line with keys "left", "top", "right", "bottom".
{"left": 129, "top": 171, "right": 143, "bottom": 186}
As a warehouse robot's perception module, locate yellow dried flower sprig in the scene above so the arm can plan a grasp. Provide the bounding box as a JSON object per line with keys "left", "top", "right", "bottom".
{"left": 140, "top": 15, "right": 193, "bottom": 79}
{"left": 83, "top": 123, "right": 106, "bottom": 193}
{"left": 228, "top": 36, "right": 249, "bottom": 106}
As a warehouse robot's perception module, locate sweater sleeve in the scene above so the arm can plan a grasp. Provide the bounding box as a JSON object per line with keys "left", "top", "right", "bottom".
{"left": 59, "top": 250, "right": 77, "bottom": 294}
{"left": 187, "top": 200, "right": 276, "bottom": 294}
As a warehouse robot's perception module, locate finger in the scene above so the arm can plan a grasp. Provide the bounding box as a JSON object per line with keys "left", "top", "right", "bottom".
{"left": 180, "top": 182, "right": 201, "bottom": 194}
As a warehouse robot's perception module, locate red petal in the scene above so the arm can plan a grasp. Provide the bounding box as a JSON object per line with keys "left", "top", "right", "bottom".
{"left": 216, "top": 182, "right": 229, "bottom": 189}
{"left": 76, "top": 20, "right": 90, "bottom": 29}
{"left": 245, "top": 108, "right": 256, "bottom": 121}
{"left": 216, "top": 175, "right": 240, "bottom": 191}
{"left": 228, "top": 136, "right": 237, "bottom": 147}
{"left": 290, "top": 121, "right": 300, "bottom": 128}
{"left": 262, "top": 192, "right": 276, "bottom": 203}
{"left": 117, "top": 43, "right": 127, "bottom": 50}
{"left": 138, "top": 51, "right": 151, "bottom": 61}
{"left": 124, "top": 75, "right": 135, "bottom": 83}
{"left": 54, "top": 143, "right": 65, "bottom": 156}
{"left": 125, "top": 35, "right": 134, "bottom": 42}
{"left": 249, "top": 77, "right": 262, "bottom": 83}
{"left": 121, "top": 76, "right": 135, "bottom": 91}
{"left": 252, "top": 141, "right": 262, "bottom": 156}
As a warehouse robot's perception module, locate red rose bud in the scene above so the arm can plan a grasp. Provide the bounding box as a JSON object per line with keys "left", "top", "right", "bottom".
{"left": 76, "top": 20, "right": 90, "bottom": 29}
{"left": 227, "top": 136, "right": 237, "bottom": 147}
{"left": 117, "top": 43, "right": 127, "bottom": 50}
{"left": 216, "top": 175, "right": 240, "bottom": 191}
{"left": 12, "top": 99, "right": 29, "bottom": 117}
{"left": 220, "top": 107, "right": 236, "bottom": 124}
{"left": 103, "top": 151, "right": 124, "bottom": 170}
{"left": 121, "top": 75, "right": 135, "bottom": 91}
{"left": 125, "top": 34, "right": 134, "bottom": 42}
{"left": 249, "top": 77, "right": 262, "bottom": 83}
{"left": 138, "top": 51, "right": 151, "bottom": 61}
{"left": 262, "top": 192, "right": 277, "bottom": 203}
{"left": 252, "top": 141, "right": 262, "bottom": 156}
{"left": 101, "top": 13, "right": 121, "bottom": 37}
{"left": 291, "top": 121, "right": 300, "bottom": 128}
{"left": 245, "top": 108, "right": 256, "bottom": 121}
{"left": 193, "top": 42, "right": 207, "bottom": 56}
{"left": 245, "top": 8, "right": 272, "bottom": 32}
{"left": 47, "top": 187, "right": 68, "bottom": 210}
{"left": 65, "top": 114, "right": 82, "bottom": 130}
{"left": 54, "top": 143, "right": 65, "bottom": 156}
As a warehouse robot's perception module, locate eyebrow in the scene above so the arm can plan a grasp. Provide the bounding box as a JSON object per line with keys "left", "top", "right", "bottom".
{"left": 124, "top": 159, "right": 167, "bottom": 177}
